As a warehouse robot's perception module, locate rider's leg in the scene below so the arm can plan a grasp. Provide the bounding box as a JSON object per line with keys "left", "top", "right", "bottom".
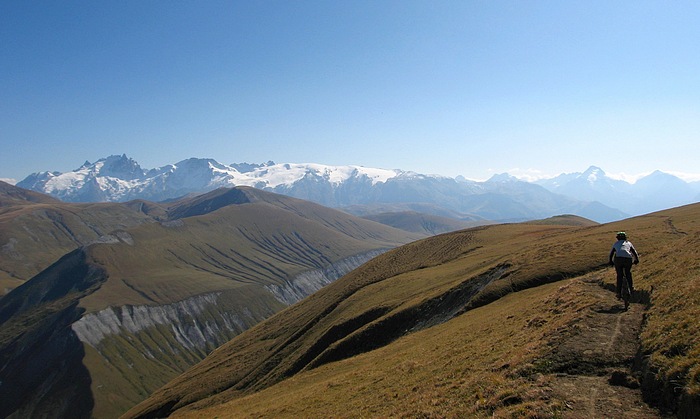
{"left": 613, "top": 260, "right": 625, "bottom": 297}
{"left": 625, "top": 266, "right": 633, "bottom": 291}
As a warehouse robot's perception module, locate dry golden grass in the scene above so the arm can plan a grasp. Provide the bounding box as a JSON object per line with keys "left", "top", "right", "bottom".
{"left": 174, "top": 277, "right": 603, "bottom": 418}
{"left": 634, "top": 222, "right": 700, "bottom": 403}
{"left": 1, "top": 187, "right": 423, "bottom": 418}
{"left": 0, "top": 202, "right": 156, "bottom": 293}
{"left": 127, "top": 203, "right": 700, "bottom": 418}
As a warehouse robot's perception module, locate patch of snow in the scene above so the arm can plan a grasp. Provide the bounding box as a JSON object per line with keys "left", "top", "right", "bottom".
{"left": 44, "top": 171, "right": 85, "bottom": 192}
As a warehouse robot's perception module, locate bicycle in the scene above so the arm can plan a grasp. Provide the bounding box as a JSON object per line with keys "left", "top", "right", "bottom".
{"left": 620, "top": 271, "right": 632, "bottom": 311}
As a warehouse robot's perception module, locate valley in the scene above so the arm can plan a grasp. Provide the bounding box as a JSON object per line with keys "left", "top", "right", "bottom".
{"left": 4, "top": 3, "right": 699, "bottom": 418}
{"left": 1, "top": 181, "right": 698, "bottom": 418}
{"left": 0, "top": 185, "right": 421, "bottom": 417}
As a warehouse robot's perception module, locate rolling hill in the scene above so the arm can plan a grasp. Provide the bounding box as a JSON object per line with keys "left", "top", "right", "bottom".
{"left": 0, "top": 181, "right": 160, "bottom": 295}
{"left": 126, "top": 203, "right": 700, "bottom": 418}
{"left": 0, "top": 186, "right": 422, "bottom": 418}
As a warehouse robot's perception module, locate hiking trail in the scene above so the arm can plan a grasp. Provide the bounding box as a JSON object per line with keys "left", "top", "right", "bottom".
{"left": 545, "top": 274, "right": 667, "bottom": 418}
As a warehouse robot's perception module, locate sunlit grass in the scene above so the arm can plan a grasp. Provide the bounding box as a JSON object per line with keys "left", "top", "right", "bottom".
{"left": 176, "top": 278, "right": 599, "bottom": 418}
{"left": 127, "top": 203, "right": 700, "bottom": 417}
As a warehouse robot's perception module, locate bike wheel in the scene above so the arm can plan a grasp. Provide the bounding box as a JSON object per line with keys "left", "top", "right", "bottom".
{"left": 621, "top": 277, "right": 631, "bottom": 310}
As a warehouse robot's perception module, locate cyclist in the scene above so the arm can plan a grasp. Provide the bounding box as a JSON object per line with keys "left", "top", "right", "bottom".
{"left": 608, "top": 231, "right": 640, "bottom": 299}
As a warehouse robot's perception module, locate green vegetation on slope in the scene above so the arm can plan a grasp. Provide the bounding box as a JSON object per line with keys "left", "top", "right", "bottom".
{"left": 81, "top": 189, "right": 422, "bottom": 312}
{"left": 173, "top": 277, "right": 614, "bottom": 417}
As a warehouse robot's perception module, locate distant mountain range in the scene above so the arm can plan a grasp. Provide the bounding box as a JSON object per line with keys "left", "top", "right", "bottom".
{"left": 15, "top": 154, "right": 700, "bottom": 222}
{"left": 535, "top": 166, "right": 700, "bottom": 215}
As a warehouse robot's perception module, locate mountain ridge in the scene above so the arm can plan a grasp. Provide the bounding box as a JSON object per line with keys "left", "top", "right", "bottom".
{"left": 14, "top": 155, "right": 645, "bottom": 223}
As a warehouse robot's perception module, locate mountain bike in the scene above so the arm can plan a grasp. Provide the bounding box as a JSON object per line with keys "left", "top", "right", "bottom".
{"left": 620, "top": 272, "right": 632, "bottom": 311}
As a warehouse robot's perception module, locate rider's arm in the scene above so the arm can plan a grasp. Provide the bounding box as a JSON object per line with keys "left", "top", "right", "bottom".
{"left": 631, "top": 246, "right": 640, "bottom": 263}
{"left": 609, "top": 247, "right": 616, "bottom": 264}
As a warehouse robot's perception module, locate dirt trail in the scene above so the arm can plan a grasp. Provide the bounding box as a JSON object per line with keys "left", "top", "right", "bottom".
{"left": 545, "top": 275, "right": 666, "bottom": 418}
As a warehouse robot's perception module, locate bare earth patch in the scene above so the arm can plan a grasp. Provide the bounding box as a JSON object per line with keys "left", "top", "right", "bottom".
{"left": 544, "top": 275, "right": 665, "bottom": 418}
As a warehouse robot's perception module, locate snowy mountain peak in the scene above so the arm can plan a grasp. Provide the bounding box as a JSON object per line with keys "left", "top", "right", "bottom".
{"left": 16, "top": 157, "right": 408, "bottom": 203}
{"left": 93, "top": 154, "right": 146, "bottom": 180}
{"left": 580, "top": 166, "right": 606, "bottom": 183}
{"left": 14, "top": 156, "right": 699, "bottom": 220}
{"left": 231, "top": 161, "right": 276, "bottom": 173}
{"left": 486, "top": 173, "right": 518, "bottom": 183}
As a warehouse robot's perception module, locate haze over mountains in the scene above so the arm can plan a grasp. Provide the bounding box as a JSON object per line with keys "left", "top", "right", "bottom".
{"left": 16, "top": 154, "right": 699, "bottom": 223}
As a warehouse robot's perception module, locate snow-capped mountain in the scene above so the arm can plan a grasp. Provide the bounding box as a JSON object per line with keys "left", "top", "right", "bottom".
{"left": 535, "top": 166, "right": 700, "bottom": 215}
{"left": 16, "top": 155, "right": 633, "bottom": 222}
{"left": 16, "top": 156, "right": 386, "bottom": 201}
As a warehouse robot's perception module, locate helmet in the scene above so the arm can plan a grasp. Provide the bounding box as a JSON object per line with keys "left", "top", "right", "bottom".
{"left": 616, "top": 231, "right": 627, "bottom": 240}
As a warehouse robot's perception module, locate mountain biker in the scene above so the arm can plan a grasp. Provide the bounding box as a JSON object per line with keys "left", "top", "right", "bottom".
{"left": 608, "top": 231, "right": 640, "bottom": 299}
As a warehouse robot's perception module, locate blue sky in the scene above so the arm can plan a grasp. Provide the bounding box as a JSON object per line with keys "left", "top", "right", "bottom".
{"left": 2, "top": 1, "right": 699, "bottom": 183}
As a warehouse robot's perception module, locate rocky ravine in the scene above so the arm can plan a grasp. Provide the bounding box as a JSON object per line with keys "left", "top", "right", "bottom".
{"left": 1, "top": 249, "right": 383, "bottom": 418}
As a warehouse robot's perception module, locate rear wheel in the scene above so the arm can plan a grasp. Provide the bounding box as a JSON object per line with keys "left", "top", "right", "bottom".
{"left": 621, "top": 276, "right": 631, "bottom": 310}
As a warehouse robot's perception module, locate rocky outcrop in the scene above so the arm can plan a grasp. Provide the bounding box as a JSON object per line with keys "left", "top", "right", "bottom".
{"left": 73, "top": 251, "right": 385, "bottom": 351}
{"left": 73, "top": 293, "right": 238, "bottom": 350}
{"left": 265, "top": 250, "right": 386, "bottom": 305}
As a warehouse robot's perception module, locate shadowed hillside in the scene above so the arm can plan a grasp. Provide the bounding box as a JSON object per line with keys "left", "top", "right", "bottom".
{"left": 0, "top": 182, "right": 160, "bottom": 295}
{"left": 126, "top": 203, "right": 699, "bottom": 418}
{"left": 0, "top": 187, "right": 421, "bottom": 418}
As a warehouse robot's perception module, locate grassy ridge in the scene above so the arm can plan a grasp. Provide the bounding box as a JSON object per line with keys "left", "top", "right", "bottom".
{"left": 0, "top": 202, "right": 156, "bottom": 294}
{"left": 175, "top": 279, "right": 588, "bottom": 417}
{"left": 127, "top": 203, "right": 700, "bottom": 417}
{"left": 125, "top": 222, "right": 605, "bottom": 417}
{"left": 80, "top": 193, "right": 421, "bottom": 312}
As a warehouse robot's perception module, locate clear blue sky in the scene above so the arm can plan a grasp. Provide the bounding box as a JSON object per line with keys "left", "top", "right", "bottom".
{"left": 2, "top": 1, "right": 699, "bottom": 183}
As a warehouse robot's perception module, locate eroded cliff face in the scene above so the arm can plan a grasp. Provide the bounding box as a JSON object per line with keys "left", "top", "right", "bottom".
{"left": 68, "top": 250, "right": 386, "bottom": 417}
{"left": 74, "top": 251, "right": 385, "bottom": 351}
{"left": 265, "top": 249, "right": 386, "bottom": 305}
{"left": 73, "top": 293, "right": 231, "bottom": 349}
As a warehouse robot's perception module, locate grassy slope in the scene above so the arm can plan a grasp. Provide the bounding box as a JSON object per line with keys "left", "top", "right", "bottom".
{"left": 127, "top": 203, "right": 700, "bottom": 418}
{"left": 81, "top": 191, "right": 422, "bottom": 417}
{"left": 80, "top": 192, "right": 422, "bottom": 312}
{"left": 0, "top": 201, "right": 157, "bottom": 294}
{"left": 124, "top": 220, "right": 599, "bottom": 417}
{"left": 361, "top": 210, "right": 484, "bottom": 235}
{"left": 178, "top": 280, "right": 581, "bottom": 418}
{"left": 1, "top": 187, "right": 424, "bottom": 418}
